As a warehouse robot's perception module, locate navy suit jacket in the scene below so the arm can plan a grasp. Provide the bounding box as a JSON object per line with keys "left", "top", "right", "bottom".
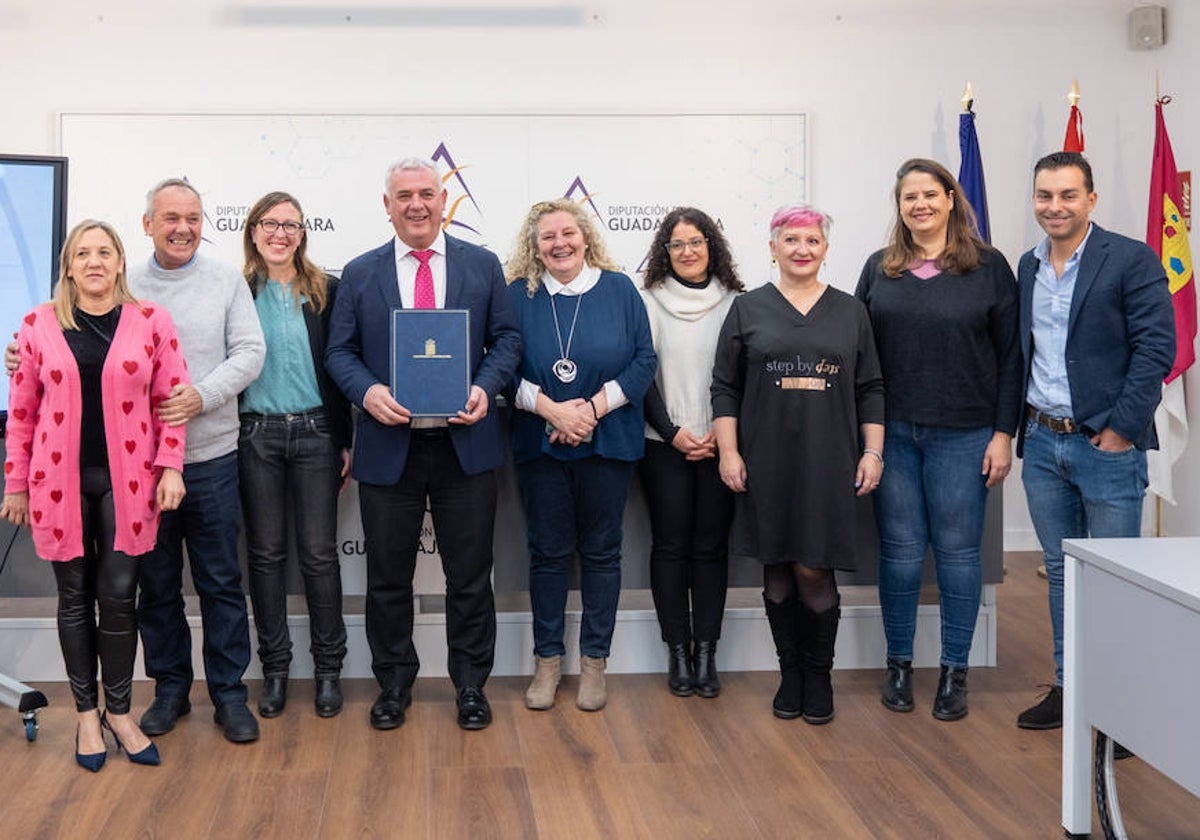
{"left": 1016, "top": 224, "right": 1175, "bottom": 456}
{"left": 325, "top": 234, "right": 522, "bottom": 483}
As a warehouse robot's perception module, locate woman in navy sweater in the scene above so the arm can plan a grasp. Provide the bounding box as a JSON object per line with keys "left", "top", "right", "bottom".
{"left": 506, "top": 199, "right": 656, "bottom": 712}
{"left": 855, "top": 159, "right": 1021, "bottom": 721}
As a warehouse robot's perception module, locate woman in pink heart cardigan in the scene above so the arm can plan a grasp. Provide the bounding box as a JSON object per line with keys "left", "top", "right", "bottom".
{"left": 2, "top": 219, "right": 189, "bottom": 771}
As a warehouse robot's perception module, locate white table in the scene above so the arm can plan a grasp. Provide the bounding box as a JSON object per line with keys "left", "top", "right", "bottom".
{"left": 1063, "top": 537, "right": 1200, "bottom": 836}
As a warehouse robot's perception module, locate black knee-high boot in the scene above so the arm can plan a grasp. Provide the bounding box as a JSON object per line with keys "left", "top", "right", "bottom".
{"left": 797, "top": 596, "right": 840, "bottom": 725}
{"left": 763, "top": 595, "right": 804, "bottom": 719}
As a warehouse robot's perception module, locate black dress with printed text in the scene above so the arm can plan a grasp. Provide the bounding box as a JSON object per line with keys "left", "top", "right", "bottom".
{"left": 711, "top": 283, "right": 885, "bottom": 570}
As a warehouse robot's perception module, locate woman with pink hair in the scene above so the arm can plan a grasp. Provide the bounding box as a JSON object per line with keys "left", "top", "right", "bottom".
{"left": 711, "top": 203, "right": 884, "bottom": 724}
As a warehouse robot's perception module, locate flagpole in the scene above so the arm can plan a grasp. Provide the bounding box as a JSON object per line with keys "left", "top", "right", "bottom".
{"left": 1153, "top": 78, "right": 1163, "bottom": 537}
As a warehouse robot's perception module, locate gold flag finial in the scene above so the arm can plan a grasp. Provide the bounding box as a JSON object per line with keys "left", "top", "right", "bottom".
{"left": 961, "top": 82, "right": 974, "bottom": 112}
{"left": 1068, "top": 78, "right": 1081, "bottom": 106}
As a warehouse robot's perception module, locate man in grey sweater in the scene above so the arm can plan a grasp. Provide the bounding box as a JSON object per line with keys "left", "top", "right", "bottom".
{"left": 133, "top": 179, "right": 266, "bottom": 743}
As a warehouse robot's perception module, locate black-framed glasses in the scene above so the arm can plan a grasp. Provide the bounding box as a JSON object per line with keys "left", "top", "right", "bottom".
{"left": 258, "top": 219, "right": 304, "bottom": 236}
{"left": 665, "top": 237, "right": 707, "bottom": 254}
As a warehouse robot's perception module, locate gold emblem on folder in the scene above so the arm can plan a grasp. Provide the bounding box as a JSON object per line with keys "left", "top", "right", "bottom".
{"left": 412, "top": 338, "right": 452, "bottom": 360}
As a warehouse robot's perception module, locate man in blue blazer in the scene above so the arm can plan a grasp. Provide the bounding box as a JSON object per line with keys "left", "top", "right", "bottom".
{"left": 1015, "top": 151, "right": 1175, "bottom": 730}
{"left": 326, "top": 157, "right": 521, "bottom": 731}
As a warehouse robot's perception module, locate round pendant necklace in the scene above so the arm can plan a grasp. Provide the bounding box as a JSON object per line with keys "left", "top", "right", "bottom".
{"left": 548, "top": 290, "right": 582, "bottom": 384}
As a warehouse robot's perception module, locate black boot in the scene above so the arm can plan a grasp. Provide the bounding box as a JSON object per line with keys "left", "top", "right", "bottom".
{"left": 693, "top": 641, "right": 720, "bottom": 698}
{"left": 798, "top": 598, "right": 839, "bottom": 725}
{"left": 881, "top": 658, "right": 914, "bottom": 713}
{"left": 259, "top": 676, "right": 288, "bottom": 718}
{"left": 932, "top": 665, "right": 968, "bottom": 721}
{"left": 666, "top": 642, "right": 695, "bottom": 697}
{"left": 763, "top": 595, "right": 804, "bottom": 719}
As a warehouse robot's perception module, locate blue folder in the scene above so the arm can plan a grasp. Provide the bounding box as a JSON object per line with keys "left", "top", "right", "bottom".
{"left": 390, "top": 309, "right": 471, "bottom": 417}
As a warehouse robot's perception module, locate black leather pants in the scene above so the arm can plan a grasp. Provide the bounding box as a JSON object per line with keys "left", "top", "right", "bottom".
{"left": 51, "top": 467, "right": 141, "bottom": 714}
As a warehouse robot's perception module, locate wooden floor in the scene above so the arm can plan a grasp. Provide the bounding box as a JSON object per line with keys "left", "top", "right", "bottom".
{"left": 4, "top": 552, "right": 1198, "bottom": 839}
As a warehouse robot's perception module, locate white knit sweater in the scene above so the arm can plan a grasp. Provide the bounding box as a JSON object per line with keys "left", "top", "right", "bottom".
{"left": 639, "top": 276, "right": 737, "bottom": 442}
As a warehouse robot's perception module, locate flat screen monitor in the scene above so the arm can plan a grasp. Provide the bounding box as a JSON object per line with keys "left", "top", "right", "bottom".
{"left": 0, "top": 154, "right": 68, "bottom": 420}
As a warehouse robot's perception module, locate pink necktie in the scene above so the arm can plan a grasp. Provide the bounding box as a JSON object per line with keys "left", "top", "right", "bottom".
{"left": 411, "top": 249, "right": 435, "bottom": 309}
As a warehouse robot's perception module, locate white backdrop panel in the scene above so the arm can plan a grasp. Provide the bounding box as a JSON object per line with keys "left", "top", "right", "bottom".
{"left": 59, "top": 112, "right": 806, "bottom": 596}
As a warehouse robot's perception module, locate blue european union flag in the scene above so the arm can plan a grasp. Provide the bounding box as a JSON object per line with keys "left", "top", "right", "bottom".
{"left": 958, "top": 110, "right": 991, "bottom": 243}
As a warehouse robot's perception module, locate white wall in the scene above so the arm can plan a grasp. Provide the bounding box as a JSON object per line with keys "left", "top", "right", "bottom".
{"left": 2, "top": 0, "right": 1197, "bottom": 543}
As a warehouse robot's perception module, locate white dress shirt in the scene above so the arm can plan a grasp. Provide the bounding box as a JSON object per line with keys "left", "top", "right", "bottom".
{"left": 515, "top": 264, "right": 629, "bottom": 413}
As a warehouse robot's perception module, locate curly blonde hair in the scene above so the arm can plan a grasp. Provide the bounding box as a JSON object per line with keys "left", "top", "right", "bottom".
{"left": 504, "top": 199, "right": 619, "bottom": 296}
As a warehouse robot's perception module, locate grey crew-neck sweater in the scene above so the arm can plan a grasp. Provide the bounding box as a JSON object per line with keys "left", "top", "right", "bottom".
{"left": 131, "top": 253, "right": 265, "bottom": 464}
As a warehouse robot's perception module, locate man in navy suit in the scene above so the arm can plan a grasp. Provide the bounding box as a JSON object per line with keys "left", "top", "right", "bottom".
{"left": 326, "top": 158, "right": 521, "bottom": 731}
{"left": 1015, "top": 151, "right": 1175, "bottom": 730}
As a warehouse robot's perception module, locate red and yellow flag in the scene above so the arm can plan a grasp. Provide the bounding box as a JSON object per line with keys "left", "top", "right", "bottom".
{"left": 1146, "top": 96, "right": 1196, "bottom": 503}
{"left": 1147, "top": 97, "right": 1196, "bottom": 383}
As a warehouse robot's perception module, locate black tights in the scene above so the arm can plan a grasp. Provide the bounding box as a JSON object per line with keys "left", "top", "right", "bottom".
{"left": 51, "top": 468, "right": 141, "bottom": 714}
{"left": 763, "top": 562, "right": 838, "bottom": 614}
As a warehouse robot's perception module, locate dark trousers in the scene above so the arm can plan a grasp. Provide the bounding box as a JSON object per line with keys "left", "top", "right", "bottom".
{"left": 137, "top": 452, "right": 252, "bottom": 707}
{"left": 239, "top": 411, "right": 347, "bottom": 679}
{"left": 53, "top": 467, "right": 140, "bottom": 713}
{"left": 640, "top": 440, "right": 733, "bottom": 644}
{"left": 358, "top": 431, "right": 497, "bottom": 691}
{"left": 516, "top": 455, "right": 635, "bottom": 659}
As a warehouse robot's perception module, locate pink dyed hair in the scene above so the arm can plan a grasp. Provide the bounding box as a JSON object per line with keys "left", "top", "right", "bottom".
{"left": 769, "top": 204, "right": 832, "bottom": 241}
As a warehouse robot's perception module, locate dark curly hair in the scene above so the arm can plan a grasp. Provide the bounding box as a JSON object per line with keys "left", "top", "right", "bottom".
{"left": 642, "top": 207, "right": 743, "bottom": 291}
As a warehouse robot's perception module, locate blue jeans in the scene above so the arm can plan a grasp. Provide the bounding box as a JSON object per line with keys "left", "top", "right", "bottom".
{"left": 239, "top": 410, "right": 346, "bottom": 679}
{"left": 137, "top": 452, "right": 252, "bottom": 707}
{"left": 876, "top": 422, "right": 992, "bottom": 668}
{"left": 517, "top": 456, "right": 635, "bottom": 659}
{"left": 1021, "top": 420, "right": 1147, "bottom": 684}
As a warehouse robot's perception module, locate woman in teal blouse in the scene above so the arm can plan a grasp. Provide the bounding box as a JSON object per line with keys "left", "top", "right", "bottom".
{"left": 239, "top": 191, "right": 351, "bottom": 719}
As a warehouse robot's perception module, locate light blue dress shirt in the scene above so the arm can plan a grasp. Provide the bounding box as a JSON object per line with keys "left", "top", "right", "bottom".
{"left": 1026, "top": 223, "right": 1095, "bottom": 417}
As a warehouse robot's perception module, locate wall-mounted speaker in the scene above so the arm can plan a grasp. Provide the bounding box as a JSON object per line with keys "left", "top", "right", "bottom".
{"left": 1129, "top": 5, "right": 1165, "bottom": 50}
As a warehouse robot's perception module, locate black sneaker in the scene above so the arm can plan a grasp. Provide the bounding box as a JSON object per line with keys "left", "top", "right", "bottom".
{"left": 1016, "top": 685, "right": 1062, "bottom": 730}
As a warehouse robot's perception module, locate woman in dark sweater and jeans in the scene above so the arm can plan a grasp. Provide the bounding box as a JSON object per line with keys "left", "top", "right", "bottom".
{"left": 855, "top": 158, "right": 1022, "bottom": 721}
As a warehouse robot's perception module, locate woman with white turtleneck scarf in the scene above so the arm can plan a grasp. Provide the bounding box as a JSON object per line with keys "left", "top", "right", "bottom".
{"left": 639, "top": 207, "right": 743, "bottom": 699}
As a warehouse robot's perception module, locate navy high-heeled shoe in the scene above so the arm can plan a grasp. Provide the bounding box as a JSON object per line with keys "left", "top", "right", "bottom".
{"left": 75, "top": 724, "right": 107, "bottom": 772}
{"left": 100, "top": 710, "right": 161, "bottom": 766}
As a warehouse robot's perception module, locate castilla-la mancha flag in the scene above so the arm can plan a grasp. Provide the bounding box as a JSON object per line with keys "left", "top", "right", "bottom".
{"left": 1146, "top": 96, "right": 1197, "bottom": 504}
